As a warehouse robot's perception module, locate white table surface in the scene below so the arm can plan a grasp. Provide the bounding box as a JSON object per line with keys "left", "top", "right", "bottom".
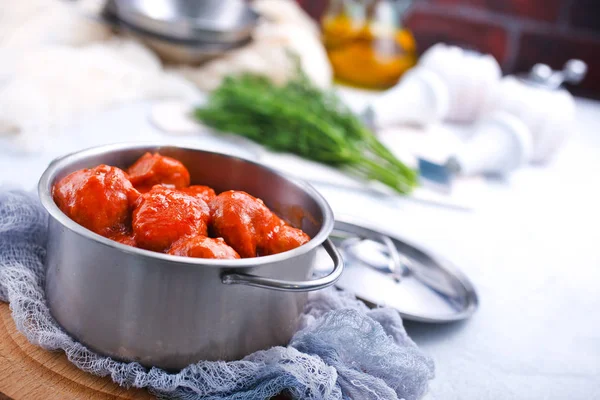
{"left": 1, "top": 97, "right": 599, "bottom": 400}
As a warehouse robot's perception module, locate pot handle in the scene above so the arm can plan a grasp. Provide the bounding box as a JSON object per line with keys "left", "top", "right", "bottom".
{"left": 221, "top": 239, "right": 344, "bottom": 292}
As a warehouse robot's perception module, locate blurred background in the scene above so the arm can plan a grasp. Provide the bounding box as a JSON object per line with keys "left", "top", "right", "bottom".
{"left": 0, "top": 1, "right": 599, "bottom": 398}
{"left": 300, "top": 0, "right": 600, "bottom": 98}
{"left": 0, "top": 0, "right": 598, "bottom": 244}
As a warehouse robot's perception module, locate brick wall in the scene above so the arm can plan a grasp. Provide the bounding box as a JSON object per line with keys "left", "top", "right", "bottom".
{"left": 296, "top": 0, "right": 600, "bottom": 98}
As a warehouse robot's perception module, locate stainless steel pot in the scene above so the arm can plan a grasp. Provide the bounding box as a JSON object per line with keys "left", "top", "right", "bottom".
{"left": 114, "top": 0, "right": 259, "bottom": 44}
{"left": 38, "top": 143, "right": 342, "bottom": 370}
{"left": 120, "top": 28, "right": 250, "bottom": 65}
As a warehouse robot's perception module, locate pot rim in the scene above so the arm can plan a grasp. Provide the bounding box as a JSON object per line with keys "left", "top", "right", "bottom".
{"left": 38, "top": 142, "right": 335, "bottom": 268}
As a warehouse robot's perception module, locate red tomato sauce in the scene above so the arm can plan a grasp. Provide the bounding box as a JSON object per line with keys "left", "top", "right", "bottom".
{"left": 52, "top": 153, "right": 310, "bottom": 260}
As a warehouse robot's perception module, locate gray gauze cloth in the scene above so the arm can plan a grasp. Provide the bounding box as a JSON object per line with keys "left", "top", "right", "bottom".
{"left": 0, "top": 189, "right": 434, "bottom": 400}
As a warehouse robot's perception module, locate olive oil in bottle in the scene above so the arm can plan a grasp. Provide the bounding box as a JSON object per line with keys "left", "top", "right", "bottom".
{"left": 322, "top": 0, "right": 417, "bottom": 90}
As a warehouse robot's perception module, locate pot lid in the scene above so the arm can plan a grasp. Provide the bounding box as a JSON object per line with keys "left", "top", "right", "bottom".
{"left": 113, "top": 0, "right": 259, "bottom": 44}
{"left": 329, "top": 217, "right": 478, "bottom": 323}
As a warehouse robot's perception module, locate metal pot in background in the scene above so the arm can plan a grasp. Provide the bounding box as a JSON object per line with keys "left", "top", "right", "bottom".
{"left": 103, "top": 0, "right": 259, "bottom": 64}
{"left": 38, "top": 143, "right": 342, "bottom": 370}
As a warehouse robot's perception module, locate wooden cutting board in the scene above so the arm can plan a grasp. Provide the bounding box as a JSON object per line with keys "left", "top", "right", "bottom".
{"left": 0, "top": 303, "right": 289, "bottom": 400}
{"left": 0, "top": 302, "right": 154, "bottom": 400}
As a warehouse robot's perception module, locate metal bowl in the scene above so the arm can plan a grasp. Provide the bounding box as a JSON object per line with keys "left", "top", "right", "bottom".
{"left": 38, "top": 143, "right": 342, "bottom": 370}
{"left": 114, "top": 0, "right": 259, "bottom": 44}
{"left": 119, "top": 21, "right": 251, "bottom": 65}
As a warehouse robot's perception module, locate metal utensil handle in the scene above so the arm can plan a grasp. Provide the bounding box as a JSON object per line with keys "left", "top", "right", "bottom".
{"left": 221, "top": 239, "right": 344, "bottom": 292}
{"left": 377, "top": 233, "right": 403, "bottom": 275}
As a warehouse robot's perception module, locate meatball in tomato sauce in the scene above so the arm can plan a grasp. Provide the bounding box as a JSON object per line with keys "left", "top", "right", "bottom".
{"left": 261, "top": 224, "right": 310, "bottom": 256}
{"left": 53, "top": 165, "right": 140, "bottom": 236}
{"left": 132, "top": 185, "right": 210, "bottom": 252}
{"left": 127, "top": 152, "right": 190, "bottom": 193}
{"left": 210, "top": 191, "right": 279, "bottom": 258}
{"left": 52, "top": 153, "right": 311, "bottom": 259}
{"left": 180, "top": 185, "right": 216, "bottom": 203}
{"left": 210, "top": 190, "right": 310, "bottom": 258}
{"left": 168, "top": 236, "right": 240, "bottom": 259}
{"left": 108, "top": 231, "right": 137, "bottom": 247}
